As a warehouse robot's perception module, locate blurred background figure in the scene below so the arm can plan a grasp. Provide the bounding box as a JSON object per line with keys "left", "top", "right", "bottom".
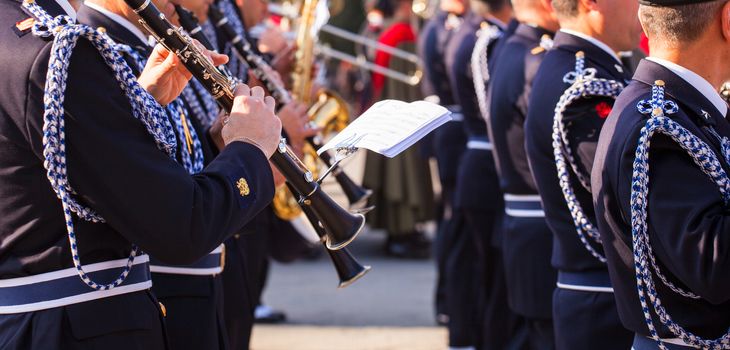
{"left": 361, "top": 0, "right": 436, "bottom": 260}
{"left": 417, "top": 0, "right": 468, "bottom": 327}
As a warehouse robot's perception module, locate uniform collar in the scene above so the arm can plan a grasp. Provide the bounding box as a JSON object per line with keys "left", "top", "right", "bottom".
{"left": 559, "top": 29, "right": 621, "bottom": 64}
{"left": 634, "top": 59, "right": 728, "bottom": 123}
{"left": 552, "top": 30, "right": 629, "bottom": 81}
{"left": 515, "top": 23, "right": 554, "bottom": 43}
{"left": 55, "top": 0, "right": 76, "bottom": 20}
{"left": 646, "top": 57, "right": 728, "bottom": 117}
{"left": 22, "top": 0, "right": 75, "bottom": 20}
{"left": 83, "top": 2, "right": 150, "bottom": 47}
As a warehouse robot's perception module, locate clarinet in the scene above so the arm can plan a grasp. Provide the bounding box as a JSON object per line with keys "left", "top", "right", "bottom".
{"left": 206, "top": 4, "right": 371, "bottom": 208}
{"left": 126, "top": 0, "right": 364, "bottom": 250}
{"left": 207, "top": 4, "right": 291, "bottom": 104}
{"left": 174, "top": 5, "right": 237, "bottom": 82}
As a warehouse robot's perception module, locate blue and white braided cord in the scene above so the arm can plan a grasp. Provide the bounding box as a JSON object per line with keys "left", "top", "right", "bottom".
{"left": 470, "top": 24, "right": 501, "bottom": 120}
{"left": 23, "top": 2, "right": 178, "bottom": 290}
{"left": 553, "top": 54, "right": 623, "bottom": 263}
{"left": 218, "top": 0, "right": 249, "bottom": 80}
{"left": 115, "top": 44, "right": 204, "bottom": 174}
{"left": 184, "top": 79, "right": 220, "bottom": 129}
{"left": 632, "top": 82, "right": 730, "bottom": 349}
{"left": 202, "top": 20, "right": 220, "bottom": 51}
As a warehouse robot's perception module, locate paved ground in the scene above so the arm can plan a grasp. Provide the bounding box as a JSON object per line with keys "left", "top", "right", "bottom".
{"left": 249, "top": 153, "right": 448, "bottom": 349}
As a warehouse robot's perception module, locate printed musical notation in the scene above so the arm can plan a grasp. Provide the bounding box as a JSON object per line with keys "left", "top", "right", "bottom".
{"left": 318, "top": 100, "right": 451, "bottom": 158}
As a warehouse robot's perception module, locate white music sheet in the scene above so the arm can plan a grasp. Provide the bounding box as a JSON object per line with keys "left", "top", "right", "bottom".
{"left": 317, "top": 100, "right": 451, "bottom": 158}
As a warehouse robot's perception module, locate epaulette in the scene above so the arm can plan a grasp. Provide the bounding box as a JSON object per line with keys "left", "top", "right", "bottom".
{"left": 720, "top": 82, "right": 730, "bottom": 104}
{"left": 444, "top": 13, "right": 461, "bottom": 31}
{"left": 530, "top": 34, "right": 553, "bottom": 55}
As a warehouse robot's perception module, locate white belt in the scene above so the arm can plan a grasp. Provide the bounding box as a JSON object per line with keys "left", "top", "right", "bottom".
{"left": 0, "top": 255, "right": 152, "bottom": 314}
{"left": 467, "top": 140, "right": 493, "bottom": 150}
{"left": 449, "top": 113, "right": 464, "bottom": 122}
{"left": 556, "top": 282, "right": 614, "bottom": 293}
{"left": 150, "top": 245, "right": 225, "bottom": 276}
{"left": 503, "top": 194, "right": 542, "bottom": 202}
{"left": 503, "top": 194, "right": 545, "bottom": 218}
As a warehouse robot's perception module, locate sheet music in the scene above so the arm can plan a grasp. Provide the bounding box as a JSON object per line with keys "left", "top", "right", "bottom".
{"left": 318, "top": 100, "right": 451, "bottom": 158}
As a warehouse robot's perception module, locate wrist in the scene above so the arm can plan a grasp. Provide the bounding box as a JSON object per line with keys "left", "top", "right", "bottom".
{"left": 227, "top": 137, "right": 268, "bottom": 157}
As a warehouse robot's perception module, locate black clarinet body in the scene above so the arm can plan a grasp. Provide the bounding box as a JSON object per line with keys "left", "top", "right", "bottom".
{"left": 207, "top": 5, "right": 291, "bottom": 103}
{"left": 125, "top": 0, "right": 364, "bottom": 250}
{"left": 207, "top": 3, "right": 373, "bottom": 210}
{"left": 174, "top": 5, "right": 216, "bottom": 53}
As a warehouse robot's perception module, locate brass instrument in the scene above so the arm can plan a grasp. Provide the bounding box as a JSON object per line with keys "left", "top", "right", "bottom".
{"left": 270, "top": 3, "right": 423, "bottom": 86}
{"left": 205, "top": 4, "right": 372, "bottom": 223}
{"left": 129, "top": 0, "right": 365, "bottom": 250}
{"left": 268, "top": 0, "right": 371, "bottom": 220}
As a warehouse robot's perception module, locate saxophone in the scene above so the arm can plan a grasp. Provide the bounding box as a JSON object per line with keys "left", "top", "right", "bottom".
{"left": 291, "top": 0, "right": 349, "bottom": 137}
{"left": 269, "top": 0, "right": 368, "bottom": 221}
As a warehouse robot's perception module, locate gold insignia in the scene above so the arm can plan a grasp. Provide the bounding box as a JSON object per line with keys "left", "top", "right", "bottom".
{"left": 158, "top": 302, "right": 167, "bottom": 317}
{"left": 236, "top": 178, "right": 250, "bottom": 197}
{"left": 219, "top": 245, "right": 226, "bottom": 273}
{"left": 97, "top": 26, "right": 107, "bottom": 34}
{"left": 531, "top": 46, "right": 545, "bottom": 55}
{"left": 15, "top": 17, "right": 35, "bottom": 31}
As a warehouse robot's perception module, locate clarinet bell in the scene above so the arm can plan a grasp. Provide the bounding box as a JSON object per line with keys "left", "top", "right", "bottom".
{"left": 334, "top": 170, "right": 374, "bottom": 211}
{"left": 326, "top": 247, "right": 371, "bottom": 289}
{"left": 307, "top": 188, "right": 366, "bottom": 250}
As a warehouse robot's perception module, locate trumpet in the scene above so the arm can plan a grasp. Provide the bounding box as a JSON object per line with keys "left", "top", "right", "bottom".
{"left": 127, "top": 0, "right": 365, "bottom": 250}
{"left": 268, "top": 3, "right": 423, "bottom": 86}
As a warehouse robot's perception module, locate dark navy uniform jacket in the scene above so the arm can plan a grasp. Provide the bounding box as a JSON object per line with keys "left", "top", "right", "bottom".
{"left": 525, "top": 31, "right": 630, "bottom": 272}
{"left": 593, "top": 59, "right": 730, "bottom": 339}
{"left": 77, "top": 6, "right": 231, "bottom": 350}
{"left": 487, "top": 23, "right": 552, "bottom": 196}
{"left": 418, "top": 10, "right": 466, "bottom": 185}
{"left": 445, "top": 11, "right": 502, "bottom": 211}
{"left": 0, "top": 0, "right": 272, "bottom": 346}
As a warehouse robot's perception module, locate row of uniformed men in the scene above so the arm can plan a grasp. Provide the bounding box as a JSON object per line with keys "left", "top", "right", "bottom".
{"left": 0, "top": 0, "right": 318, "bottom": 349}
{"left": 420, "top": 0, "right": 730, "bottom": 349}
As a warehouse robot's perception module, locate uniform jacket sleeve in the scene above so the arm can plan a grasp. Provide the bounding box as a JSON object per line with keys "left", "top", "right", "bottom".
{"left": 26, "top": 39, "right": 275, "bottom": 265}
{"left": 560, "top": 95, "right": 613, "bottom": 192}
{"left": 616, "top": 118, "right": 730, "bottom": 304}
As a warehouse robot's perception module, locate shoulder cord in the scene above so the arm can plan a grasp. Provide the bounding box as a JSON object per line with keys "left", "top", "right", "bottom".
{"left": 218, "top": 0, "right": 249, "bottom": 81}
{"left": 470, "top": 24, "right": 501, "bottom": 121}
{"left": 553, "top": 52, "right": 623, "bottom": 263}
{"left": 182, "top": 79, "right": 220, "bottom": 130}
{"left": 114, "top": 45, "right": 204, "bottom": 174}
{"left": 23, "top": 1, "right": 175, "bottom": 290}
{"left": 190, "top": 20, "right": 223, "bottom": 129}
{"left": 632, "top": 81, "right": 730, "bottom": 349}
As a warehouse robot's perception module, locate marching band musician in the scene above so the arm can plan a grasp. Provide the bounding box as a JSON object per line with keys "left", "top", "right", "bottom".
{"left": 76, "top": 0, "right": 236, "bottom": 348}
{"left": 524, "top": 0, "right": 640, "bottom": 348}
{"left": 0, "top": 0, "right": 281, "bottom": 348}
{"left": 362, "top": 0, "right": 436, "bottom": 259}
{"left": 593, "top": 1, "right": 730, "bottom": 349}
{"left": 209, "top": 1, "right": 319, "bottom": 348}
{"left": 417, "top": 0, "right": 468, "bottom": 323}
{"left": 485, "top": 0, "right": 559, "bottom": 348}
{"left": 443, "top": 0, "right": 516, "bottom": 348}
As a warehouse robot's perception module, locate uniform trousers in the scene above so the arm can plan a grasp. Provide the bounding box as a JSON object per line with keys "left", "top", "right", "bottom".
{"left": 0, "top": 291, "right": 167, "bottom": 350}
{"left": 501, "top": 215, "right": 557, "bottom": 349}
{"left": 433, "top": 120, "right": 466, "bottom": 319}
{"left": 434, "top": 185, "right": 456, "bottom": 319}
{"left": 446, "top": 208, "right": 517, "bottom": 349}
{"left": 152, "top": 274, "right": 228, "bottom": 350}
{"left": 222, "top": 215, "right": 271, "bottom": 350}
{"left": 553, "top": 288, "right": 632, "bottom": 350}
